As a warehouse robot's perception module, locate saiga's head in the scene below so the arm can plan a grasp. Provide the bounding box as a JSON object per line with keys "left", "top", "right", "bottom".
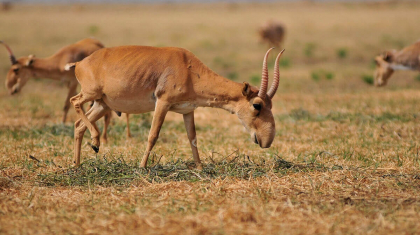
{"left": 374, "top": 51, "right": 395, "bottom": 87}
{"left": 1, "top": 41, "right": 35, "bottom": 95}
{"left": 237, "top": 48, "right": 284, "bottom": 148}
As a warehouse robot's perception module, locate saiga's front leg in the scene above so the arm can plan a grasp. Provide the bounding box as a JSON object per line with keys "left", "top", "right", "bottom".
{"left": 62, "top": 80, "right": 78, "bottom": 123}
{"left": 140, "top": 100, "right": 170, "bottom": 168}
{"left": 183, "top": 111, "right": 202, "bottom": 170}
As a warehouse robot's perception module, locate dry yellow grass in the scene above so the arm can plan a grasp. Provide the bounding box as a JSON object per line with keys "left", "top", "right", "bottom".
{"left": 1, "top": 1, "right": 420, "bottom": 234}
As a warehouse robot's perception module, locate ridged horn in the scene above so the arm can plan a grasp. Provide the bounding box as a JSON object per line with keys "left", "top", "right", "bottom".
{"left": 267, "top": 49, "right": 285, "bottom": 98}
{"left": 0, "top": 41, "right": 17, "bottom": 65}
{"left": 258, "top": 47, "right": 274, "bottom": 99}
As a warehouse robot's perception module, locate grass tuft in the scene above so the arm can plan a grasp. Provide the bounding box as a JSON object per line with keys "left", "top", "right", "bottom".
{"left": 36, "top": 154, "right": 332, "bottom": 187}
{"left": 311, "top": 70, "right": 335, "bottom": 81}
{"left": 227, "top": 71, "right": 238, "bottom": 81}
{"left": 250, "top": 74, "right": 260, "bottom": 85}
{"left": 279, "top": 57, "right": 291, "bottom": 68}
{"left": 304, "top": 42, "right": 316, "bottom": 57}
{"left": 37, "top": 156, "right": 140, "bottom": 187}
{"left": 336, "top": 48, "right": 348, "bottom": 59}
{"left": 88, "top": 25, "right": 100, "bottom": 35}
{"left": 311, "top": 71, "right": 321, "bottom": 81}
{"left": 362, "top": 75, "right": 374, "bottom": 85}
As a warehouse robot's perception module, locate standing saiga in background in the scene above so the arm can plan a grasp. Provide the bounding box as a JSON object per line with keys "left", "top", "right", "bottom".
{"left": 1, "top": 38, "right": 131, "bottom": 143}
{"left": 67, "top": 46, "right": 284, "bottom": 169}
{"left": 374, "top": 40, "right": 420, "bottom": 87}
{"left": 258, "top": 21, "right": 286, "bottom": 48}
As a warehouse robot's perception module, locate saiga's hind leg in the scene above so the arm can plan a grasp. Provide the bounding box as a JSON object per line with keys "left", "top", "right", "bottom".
{"left": 70, "top": 91, "right": 103, "bottom": 151}
{"left": 73, "top": 100, "right": 110, "bottom": 166}
{"left": 62, "top": 81, "right": 78, "bottom": 123}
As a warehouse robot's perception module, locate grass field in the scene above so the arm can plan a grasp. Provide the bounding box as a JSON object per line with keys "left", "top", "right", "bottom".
{"left": 1, "top": 1, "right": 420, "bottom": 234}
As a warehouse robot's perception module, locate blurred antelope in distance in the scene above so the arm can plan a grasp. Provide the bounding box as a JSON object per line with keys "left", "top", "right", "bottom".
{"left": 258, "top": 21, "right": 286, "bottom": 48}
{"left": 1, "top": 1, "right": 11, "bottom": 11}
{"left": 374, "top": 40, "right": 420, "bottom": 87}
{"left": 67, "top": 46, "right": 284, "bottom": 168}
{"left": 1, "top": 38, "right": 131, "bottom": 143}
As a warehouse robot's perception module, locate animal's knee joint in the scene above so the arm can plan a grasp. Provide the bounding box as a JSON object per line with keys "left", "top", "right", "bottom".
{"left": 191, "top": 138, "right": 197, "bottom": 148}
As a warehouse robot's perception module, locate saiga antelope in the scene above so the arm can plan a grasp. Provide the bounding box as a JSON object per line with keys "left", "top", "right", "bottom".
{"left": 374, "top": 40, "right": 420, "bottom": 87}
{"left": 1, "top": 38, "right": 130, "bottom": 143}
{"left": 68, "top": 46, "right": 284, "bottom": 168}
{"left": 258, "top": 21, "right": 286, "bottom": 48}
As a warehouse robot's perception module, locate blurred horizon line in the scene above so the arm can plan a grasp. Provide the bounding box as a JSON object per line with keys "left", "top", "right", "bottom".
{"left": 1, "top": 0, "right": 394, "bottom": 4}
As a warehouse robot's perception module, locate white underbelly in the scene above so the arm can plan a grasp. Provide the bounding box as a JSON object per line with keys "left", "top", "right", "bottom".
{"left": 390, "top": 64, "right": 412, "bottom": 70}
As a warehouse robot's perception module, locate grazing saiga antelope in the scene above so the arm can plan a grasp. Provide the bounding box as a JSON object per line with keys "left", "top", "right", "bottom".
{"left": 258, "top": 21, "right": 286, "bottom": 48}
{"left": 68, "top": 46, "right": 284, "bottom": 168}
{"left": 1, "top": 38, "right": 130, "bottom": 143}
{"left": 374, "top": 40, "right": 420, "bottom": 87}
{"left": 1, "top": 1, "right": 11, "bottom": 11}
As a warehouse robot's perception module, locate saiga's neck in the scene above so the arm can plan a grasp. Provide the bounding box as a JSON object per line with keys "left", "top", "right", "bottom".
{"left": 190, "top": 68, "right": 246, "bottom": 114}
{"left": 29, "top": 56, "right": 64, "bottom": 79}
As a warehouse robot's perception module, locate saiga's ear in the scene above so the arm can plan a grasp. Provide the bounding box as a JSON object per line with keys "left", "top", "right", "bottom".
{"left": 382, "top": 50, "right": 395, "bottom": 62}
{"left": 11, "top": 64, "right": 20, "bottom": 73}
{"left": 26, "top": 54, "right": 35, "bottom": 66}
{"left": 242, "top": 82, "right": 251, "bottom": 96}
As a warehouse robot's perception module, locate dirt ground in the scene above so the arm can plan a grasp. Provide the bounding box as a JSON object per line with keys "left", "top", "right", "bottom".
{"left": 1, "top": 1, "right": 420, "bottom": 234}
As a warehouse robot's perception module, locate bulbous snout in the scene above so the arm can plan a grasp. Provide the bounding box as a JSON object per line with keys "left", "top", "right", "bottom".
{"left": 373, "top": 69, "right": 383, "bottom": 87}
{"left": 5, "top": 77, "right": 19, "bottom": 95}
{"left": 374, "top": 66, "right": 393, "bottom": 87}
{"left": 374, "top": 80, "right": 384, "bottom": 87}
{"left": 8, "top": 84, "right": 20, "bottom": 95}
{"left": 10, "top": 89, "right": 18, "bottom": 95}
{"left": 374, "top": 72, "right": 386, "bottom": 87}
{"left": 252, "top": 130, "right": 275, "bottom": 149}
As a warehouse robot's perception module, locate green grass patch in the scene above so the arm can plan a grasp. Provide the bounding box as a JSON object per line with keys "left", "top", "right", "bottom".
{"left": 250, "top": 74, "right": 261, "bottom": 86}
{"left": 279, "top": 57, "right": 291, "bottom": 68}
{"left": 325, "top": 71, "right": 335, "bottom": 80}
{"left": 213, "top": 56, "right": 233, "bottom": 70}
{"left": 279, "top": 109, "right": 417, "bottom": 123}
{"left": 36, "top": 154, "right": 332, "bottom": 187}
{"left": 88, "top": 25, "right": 100, "bottom": 35}
{"left": 362, "top": 75, "right": 374, "bottom": 85}
{"left": 304, "top": 43, "right": 316, "bottom": 57}
{"left": 311, "top": 70, "right": 335, "bottom": 81}
{"left": 227, "top": 71, "right": 238, "bottom": 81}
{"left": 311, "top": 71, "right": 320, "bottom": 81}
{"left": 268, "top": 57, "right": 291, "bottom": 69}
{"left": 0, "top": 124, "right": 74, "bottom": 140}
{"left": 336, "top": 48, "right": 348, "bottom": 59}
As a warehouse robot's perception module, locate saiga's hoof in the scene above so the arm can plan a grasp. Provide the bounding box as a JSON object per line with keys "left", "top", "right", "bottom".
{"left": 91, "top": 145, "right": 99, "bottom": 153}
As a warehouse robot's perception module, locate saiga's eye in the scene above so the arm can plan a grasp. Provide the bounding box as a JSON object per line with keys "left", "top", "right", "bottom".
{"left": 253, "top": 104, "right": 262, "bottom": 111}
